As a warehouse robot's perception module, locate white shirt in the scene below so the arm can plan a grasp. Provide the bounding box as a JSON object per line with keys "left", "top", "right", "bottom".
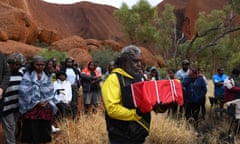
{"left": 53, "top": 79, "right": 72, "bottom": 104}
{"left": 96, "top": 66, "right": 102, "bottom": 76}
{"left": 175, "top": 69, "right": 190, "bottom": 81}
{"left": 66, "top": 68, "right": 76, "bottom": 85}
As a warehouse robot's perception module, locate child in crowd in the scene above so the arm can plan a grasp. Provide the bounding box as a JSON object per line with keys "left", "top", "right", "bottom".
{"left": 53, "top": 71, "right": 72, "bottom": 119}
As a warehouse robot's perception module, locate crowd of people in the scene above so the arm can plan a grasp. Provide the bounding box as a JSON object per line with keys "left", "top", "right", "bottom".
{"left": 0, "top": 44, "right": 239, "bottom": 143}
{"left": 101, "top": 45, "right": 240, "bottom": 143}
{"left": 101, "top": 45, "right": 205, "bottom": 143}
{"left": 0, "top": 51, "right": 103, "bottom": 143}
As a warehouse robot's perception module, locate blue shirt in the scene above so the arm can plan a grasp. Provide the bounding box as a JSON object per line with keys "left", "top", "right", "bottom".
{"left": 212, "top": 73, "right": 228, "bottom": 97}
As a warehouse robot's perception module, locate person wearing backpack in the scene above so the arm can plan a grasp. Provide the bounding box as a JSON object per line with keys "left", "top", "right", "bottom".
{"left": 182, "top": 68, "right": 207, "bottom": 125}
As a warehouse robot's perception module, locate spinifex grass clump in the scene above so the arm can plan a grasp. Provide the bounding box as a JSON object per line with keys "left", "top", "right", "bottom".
{"left": 52, "top": 112, "right": 108, "bottom": 144}
{"left": 53, "top": 111, "right": 199, "bottom": 144}
{"left": 146, "top": 113, "right": 197, "bottom": 144}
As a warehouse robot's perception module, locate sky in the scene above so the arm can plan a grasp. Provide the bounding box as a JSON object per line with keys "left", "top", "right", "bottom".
{"left": 43, "top": 0, "right": 163, "bottom": 8}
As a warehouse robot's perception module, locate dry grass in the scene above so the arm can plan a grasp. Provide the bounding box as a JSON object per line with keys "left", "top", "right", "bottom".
{"left": 49, "top": 80, "right": 240, "bottom": 143}
{"left": 0, "top": 80, "right": 238, "bottom": 143}
{"left": 146, "top": 113, "right": 197, "bottom": 144}
{"left": 53, "top": 111, "right": 198, "bottom": 144}
{"left": 52, "top": 112, "right": 108, "bottom": 144}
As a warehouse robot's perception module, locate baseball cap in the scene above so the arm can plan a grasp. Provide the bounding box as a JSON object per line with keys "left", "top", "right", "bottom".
{"left": 182, "top": 59, "right": 190, "bottom": 65}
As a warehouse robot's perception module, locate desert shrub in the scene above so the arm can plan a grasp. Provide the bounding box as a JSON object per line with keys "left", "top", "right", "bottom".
{"left": 90, "top": 46, "right": 119, "bottom": 73}
{"left": 39, "top": 49, "right": 68, "bottom": 62}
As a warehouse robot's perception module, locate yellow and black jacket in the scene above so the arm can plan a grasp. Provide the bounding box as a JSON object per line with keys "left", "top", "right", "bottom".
{"left": 101, "top": 68, "right": 151, "bottom": 143}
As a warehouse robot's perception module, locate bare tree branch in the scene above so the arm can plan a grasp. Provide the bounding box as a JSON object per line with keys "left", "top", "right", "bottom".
{"left": 190, "top": 26, "right": 240, "bottom": 58}
{"left": 185, "top": 25, "right": 222, "bottom": 57}
{"left": 173, "top": 32, "right": 184, "bottom": 69}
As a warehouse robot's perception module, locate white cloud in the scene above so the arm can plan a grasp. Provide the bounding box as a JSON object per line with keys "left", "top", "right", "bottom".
{"left": 43, "top": 0, "right": 162, "bottom": 8}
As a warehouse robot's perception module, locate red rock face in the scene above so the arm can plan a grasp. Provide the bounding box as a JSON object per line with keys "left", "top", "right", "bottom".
{"left": 0, "top": 2, "right": 38, "bottom": 44}
{"left": 0, "top": 30, "right": 8, "bottom": 41}
{"left": 25, "top": 0, "right": 127, "bottom": 44}
{"left": 49, "top": 35, "right": 87, "bottom": 52}
{"left": 103, "top": 40, "right": 123, "bottom": 51}
{"left": 0, "top": 0, "right": 128, "bottom": 44}
{"left": 67, "top": 48, "right": 92, "bottom": 67}
{"left": 139, "top": 47, "right": 165, "bottom": 67}
{"left": 157, "top": 0, "right": 229, "bottom": 39}
{"left": 183, "top": 0, "right": 227, "bottom": 39}
{"left": 0, "top": 0, "right": 233, "bottom": 67}
{"left": 38, "top": 29, "right": 62, "bottom": 44}
{"left": 0, "top": 40, "right": 42, "bottom": 58}
{"left": 85, "top": 39, "right": 102, "bottom": 52}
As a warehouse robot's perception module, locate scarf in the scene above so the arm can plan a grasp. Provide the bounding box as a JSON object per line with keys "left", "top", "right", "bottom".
{"left": 19, "top": 70, "right": 58, "bottom": 114}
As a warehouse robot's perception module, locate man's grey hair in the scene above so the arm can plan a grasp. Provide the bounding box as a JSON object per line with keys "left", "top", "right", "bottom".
{"left": 120, "top": 45, "right": 141, "bottom": 57}
{"left": 115, "top": 45, "right": 141, "bottom": 67}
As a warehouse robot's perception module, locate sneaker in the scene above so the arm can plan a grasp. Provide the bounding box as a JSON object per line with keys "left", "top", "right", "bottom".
{"left": 51, "top": 125, "right": 60, "bottom": 133}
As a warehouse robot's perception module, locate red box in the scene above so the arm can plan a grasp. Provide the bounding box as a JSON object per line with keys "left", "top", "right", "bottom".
{"left": 131, "top": 80, "right": 183, "bottom": 112}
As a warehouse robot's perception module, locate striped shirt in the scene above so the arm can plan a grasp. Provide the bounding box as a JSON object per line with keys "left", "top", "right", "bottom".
{"left": 2, "top": 72, "right": 23, "bottom": 116}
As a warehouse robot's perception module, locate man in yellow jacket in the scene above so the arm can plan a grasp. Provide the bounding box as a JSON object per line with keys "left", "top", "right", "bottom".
{"left": 101, "top": 45, "right": 150, "bottom": 144}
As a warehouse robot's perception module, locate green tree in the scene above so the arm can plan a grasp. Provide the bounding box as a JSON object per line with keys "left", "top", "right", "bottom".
{"left": 228, "top": 0, "right": 240, "bottom": 13}
{"left": 39, "top": 49, "right": 68, "bottom": 63}
{"left": 115, "top": 1, "right": 177, "bottom": 68}
{"left": 115, "top": 0, "right": 240, "bottom": 73}
{"left": 156, "top": 4, "right": 176, "bottom": 61}
{"left": 90, "top": 46, "right": 119, "bottom": 73}
{"left": 179, "top": 6, "right": 240, "bottom": 74}
{"left": 114, "top": 0, "right": 159, "bottom": 45}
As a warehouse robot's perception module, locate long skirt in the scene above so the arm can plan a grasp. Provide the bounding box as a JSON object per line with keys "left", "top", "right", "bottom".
{"left": 21, "top": 105, "right": 53, "bottom": 143}
{"left": 21, "top": 119, "right": 52, "bottom": 143}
